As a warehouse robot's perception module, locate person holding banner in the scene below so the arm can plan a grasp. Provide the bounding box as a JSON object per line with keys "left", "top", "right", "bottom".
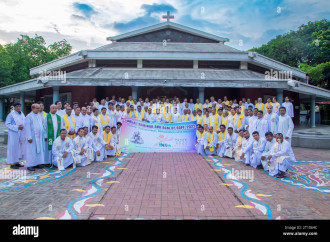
{"left": 89, "top": 125, "right": 108, "bottom": 161}
{"left": 52, "top": 129, "right": 74, "bottom": 171}
{"left": 135, "top": 106, "right": 144, "bottom": 120}
{"left": 153, "top": 109, "right": 164, "bottom": 122}
{"left": 195, "top": 124, "right": 205, "bottom": 155}
{"left": 203, "top": 126, "right": 218, "bottom": 156}
{"left": 172, "top": 107, "right": 181, "bottom": 123}
{"left": 72, "top": 128, "right": 89, "bottom": 167}
{"left": 43, "top": 104, "right": 61, "bottom": 165}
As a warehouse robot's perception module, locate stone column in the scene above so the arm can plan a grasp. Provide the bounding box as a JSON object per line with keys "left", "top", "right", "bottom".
{"left": 132, "top": 86, "right": 138, "bottom": 100}
{"left": 310, "top": 95, "right": 316, "bottom": 128}
{"left": 276, "top": 88, "right": 283, "bottom": 105}
{"left": 198, "top": 87, "right": 205, "bottom": 102}
{"left": 53, "top": 86, "right": 60, "bottom": 104}
{"left": 193, "top": 60, "right": 198, "bottom": 69}
{"left": 20, "top": 92, "right": 25, "bottom": 113}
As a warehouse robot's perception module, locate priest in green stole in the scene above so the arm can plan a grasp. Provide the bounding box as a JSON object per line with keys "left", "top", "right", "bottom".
{"left": 43, "top": 104, "right": 61, "bottom": 165}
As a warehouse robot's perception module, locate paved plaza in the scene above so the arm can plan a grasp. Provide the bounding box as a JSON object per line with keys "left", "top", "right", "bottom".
{"left": 0, "top": 145, "right": 329, "bottom": 220}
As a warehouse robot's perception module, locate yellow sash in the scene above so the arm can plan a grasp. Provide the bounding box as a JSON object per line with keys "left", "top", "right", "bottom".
{"left": 219, "top": 131, "right": 227, "bottom": 142}
{"left": 198, "top": 131, "right": 204, "bottom": 140}
{"left": 256, "top": 103, "right": 264, "bottom": 112}
{"left": 195, "top": 103, "right": 202, "bottom": 110}
{"left": 222, "top": 100, "right": 229, "bottom": 105}
{"left": 221, "top": 116, "right": 229, "bottom": 128}
{"left": 63, "top": 114, "right": 76, "bottom": 138}
{"left": 237, "top": 113, "right": 244, "bottom": 129}
{"left": 264, "top": 102, "right": 273, "bottom": 113}
{"left": 207, "top": 131, "right": 215, "bottom": 151}
{"left": 100, "top": 114, "right": 109, "bottom": 125}
{"left": 135, "top": 111, "right": 144, "bottom": 120}
{"left": 203, "top": 103, "right": 211, "bottom": 109}
{"left": 163, "top": 112, "right": 172, "bottom": 123}
{"left": 42, "top": 111, "right": 47, "bottom": 117}
{"left": 103, "top": 131, "right": 111, "bottom": 144}
{"left": 196, "top": 115, "right": 203, "bottom": 124}
{"left": 182, "top": 114, "right": 189, "bottom": 122}
{"left": 274, "top": 102, "right": 280, "bottom": 112}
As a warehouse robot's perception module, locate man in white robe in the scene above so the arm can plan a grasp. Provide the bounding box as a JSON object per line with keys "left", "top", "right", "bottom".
{"left": 252, "top": 111, "right": 268, "bottom": 138}
{"left": 267, "top": 133, "right": 296, "bottom": 178}
{"left": 248, "top": 108, "right": 258, "bottom": 136}
{"left": 203, "top": 126, "right": 218, "bottom": 156}
{"left": 240, "top": 130, "right": 253, "bottom": 165}
{"left": 143, "top": 108, "right": 153, "bottom": 122}
{"left": 5, "top": 102, "right": 26, "bottom": 169}
{"left": 89, "top": 125, "right": 107, "bottom": 161}
{"left": 43, "top": 104, "right": 61, "bottom": 165}
{"left": 264, "top": 105, "right": 278, "bottom": 135}
{"left": 80, "top": 107, "right": 92, "bottom": 132}
{"left": 277, "top": 107, "right": 294, "bottom": 144}
{"left": 103, "top": 126, "right": 116, "bottom": 157}
{"left": 152, "top": 109, "right": 164, "bottom": 123}
{"left": 195, "top": 125, "right": 205, "bottom": 155}
{"left": 25, "top": 103, "right": 45, "bottom": 171}
{"left": 55, "top": 101, "right": 65, "bottom": 117}
{"left": 52, "top": 129, "right": 74, "bottom": 170}
{"left": 61, "top": 106, "right": 77, "bottom": 139}
{"left": 260, "top": 132, "right": 276, "bottom": 171}
{"left": 233, "top": 130, "right": 244, "bottom": 162}
{"left": 282, "top": 96, "right": 294, "bottom": 118}
{"left": 72, "top": 128, "right": 89, "bottom": 167}
{"left": 216, "top": 125, "right": 227, "bottom": 157}
{"left": 224, "top": 127, "right": 238, "bottom": 158}
{"left": 243, "top": 131, "right": 266, "bottom": 169}
{"left": 172, "top": 108, "right": 181, "bottom": 123}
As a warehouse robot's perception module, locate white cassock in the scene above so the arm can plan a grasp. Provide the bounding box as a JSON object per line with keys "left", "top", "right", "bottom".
{"left": 216, "top": 132, "right": 226, "bottom": 157}
{"left": 203, "top": 116, "right": 210, "bottom": 126}
{"left": 233, "top": 136, "right": 244, "bottom": 162}
{"left": 144, "top": 113, "right": 153, "bottom": 122}
{"left": 84, "top": 134, "right": 94, "bottom": 162}
{"left": 244, "top": 116, "right": 250, "bottom": 130}
{"left": 227, "top": 115, "right": 234, "bottom": 129}
{"left": 107, "top": 110, "right": 117, "bottom": 127}
{"left": 224, "top": 133, "right": 238, "bottom": 158}
{"left": 72, "top": 114, "right": 81, "bottom": 130}
{"left": 260, "top": 138, "right": 276, "bottom": 171}
{"left": 181, "top": 114, "right": 191, "bottom": 122}
{"left": 234, "top": 114, "right": 246, "bottom": 132}
{"left": 190, "top": 115, "right": 197, "bottom": 122}
{"left": 5, "top": 111, "right": 26, "bottom": 164}
{"left": 91, "top": 115, "right": 101, "bottom": 133}
{"left": 282, "top": 102, "right": 294, "bottom": 118}
{"left": 56, "top": 109, "right": 65, "bottom": 117}
{"left": 248, "top": 116, "right": 257, "bottom": 136}
{"left": 245, "top": 137, "right": 266, "bottom": 168}
{"left": 103, "top": 131, "right": 117, "bottom": 157}
{"left": 264, "top": 112, "right": 278, "bottom": 135}
{"left": 98, "top": 114, "right": 110, "bottom": 130}
{"left": 114, "top": 110, "right": 122, "bottom": 123}
{"left": 277, "top": 114, "right": 294, "bottom": 143}
{"left": 203, "top": 132, "right": 218, "bottom": 156}
{"left": 268, "top": 140, "right": 296, "bottom": 176}
{"left": 89, "top": 132, "right": 107, "bottom": 161}
{"left": 25, "top": 112, "right": 45, "bottom": 167}
{"left": 72, "top": 136, "right": 89, "bottom": 167}
{"left": 172, "top": 113, "right": 181, "bottom": 123}
{"left": 43, "top": 113, "right": 60, "bottom": 164}
{"left": 80, "top": 114, "right": 92, "bottom": 132}
{"left": 153, "top": 114, "right": 164, "bottom": 123}
{"left": 241, "top": 137, "right": 253, "bottom": 165}
{"left": 253, "top": 118, "right": 268, "bottom": 138}
{"left": 195, "top": 131, "right": 205, "bottom": 155}
{"left": 52, "top": 137, "right": 74, "bottom": 170}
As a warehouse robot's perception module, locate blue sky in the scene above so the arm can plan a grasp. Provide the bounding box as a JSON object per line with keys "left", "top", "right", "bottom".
{"left": 0, "top": 0, "right": 329, "bottom": 51}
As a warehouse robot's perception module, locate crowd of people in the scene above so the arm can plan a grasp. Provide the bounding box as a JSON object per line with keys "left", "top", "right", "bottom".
{"left": 5, "top": 94, "right": 296, "bottom": 178}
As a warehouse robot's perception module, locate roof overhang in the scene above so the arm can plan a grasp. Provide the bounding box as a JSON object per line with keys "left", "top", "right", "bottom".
{"left": 107, "top": 21, "right": 229, "bottom": 43}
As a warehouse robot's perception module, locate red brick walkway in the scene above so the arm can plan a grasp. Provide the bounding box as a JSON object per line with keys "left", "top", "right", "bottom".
{"left": 90, "top": 153, "right": 254, "bottom": 220}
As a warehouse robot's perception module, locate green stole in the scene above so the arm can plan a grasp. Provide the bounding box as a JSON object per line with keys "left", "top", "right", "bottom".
{"left": 47, "top": 113, "right": 61, "bottom": 150}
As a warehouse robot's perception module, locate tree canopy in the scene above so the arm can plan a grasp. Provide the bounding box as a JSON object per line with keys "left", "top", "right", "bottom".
{"left": 250, "top": 19, "right": 330, "bottom": 89}
{"left": 0, "top": 35, "right": 72, "bottom": 87}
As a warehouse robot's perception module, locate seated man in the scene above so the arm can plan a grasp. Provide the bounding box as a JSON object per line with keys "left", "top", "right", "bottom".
{"left": 195, "top": 124, "right": 205, "bottom": 155}
{"left": 233, "top": 129, "right": 244, "bottom": 162}
{"left": 203, "top": 126, "right": 218, "bottom": 156}
{"left": 52, "top": 129, "right": 74, "bottom": 170}
{"left": 216, "top": 124, "right": 227, "bottom": 157}
{"left": 224, "top": 127, "right": 238, "bottom": 158}
{"left": 267, "top": 133, "right": 296, "bottom": 178}
{"left": 83, "top": 126, "right": 94, "bottom": 164}
{"left": 244, "top": 131, "right": 266, "bottom": 169}
{"left": 240, "top": 130, "right": 253, "bottom": 165}
{"left": 104, "top": 126, "right": 117, "bottom": 157}
{"left": 260, "top": 132, "right": 276, "bottom": 171}
{"left": 89, "top": 125, "right": 108, "bottom": 161}
{"left": 72, "top": 127, "right": 89, "bottom": 167}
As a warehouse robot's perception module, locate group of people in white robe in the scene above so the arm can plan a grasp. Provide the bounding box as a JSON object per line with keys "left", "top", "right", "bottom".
{"left": 6, "top": 94, "right": 296, "bottom": 177}
{"left": 195, "top": 99, "right": 296, "bottom": 178}
{"left": 6, "top": 102, "right": 121, "bottom": 171}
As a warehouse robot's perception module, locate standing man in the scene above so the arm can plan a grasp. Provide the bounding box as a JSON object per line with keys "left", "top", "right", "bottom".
{"left": 282, "top": 96, "right": 294, "bottom": 118}
{"left": 61, "top": 106, "right": 76, "bottom": 139}
{"left": 5, "top": 102, "right": 26, "bottom": 169}
{"left": 43, "top": 104, "right": 61, "bottom": 165}
{"left": 277, "top": 107, "right": 294, "bottom": 143}
{"left": 25, "top": 103, "right": 45, "bottom": 171}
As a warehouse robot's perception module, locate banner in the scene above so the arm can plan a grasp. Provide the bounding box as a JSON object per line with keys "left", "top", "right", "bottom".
{"left": 119, "top": 118, "right": 197, "bottom": 152}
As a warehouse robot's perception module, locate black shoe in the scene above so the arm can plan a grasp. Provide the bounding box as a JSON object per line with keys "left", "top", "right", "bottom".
{"left": 256, "top": 165, "right": 263, "bottom": 169}
{"left": 16, "top": 163, "right": 24, "bottom": 167}
{"left": 10, "top": 165, "right": 19, "bottom": 169}
{"left": 27, "top": 167, "right": 35, "bottom": 171}
{"left": 36, "top": 165, "right": 45, "bottom": 169}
